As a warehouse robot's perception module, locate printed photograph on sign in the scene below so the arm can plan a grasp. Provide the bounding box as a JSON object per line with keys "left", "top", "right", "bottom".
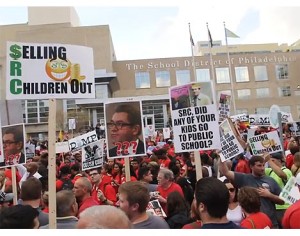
{"left": 25, "top": 143, "right": 35, "bottom": 159}
{"left": 146, "top": 199, "right": 167, "bottom": 218}
{"left": 82, "top": 139, "right": 105, "bottom": 171}
{"left": 104, "top": 100, "right": 146, "bottom": 158}
{"left": 169, "top": 81, "right": 221, "bottom": 153}
{"left": 0, "top": 124, "right": 26, "bottom": 167}
{"left": 6, "top": 42, "right": 95, "bottom": 100}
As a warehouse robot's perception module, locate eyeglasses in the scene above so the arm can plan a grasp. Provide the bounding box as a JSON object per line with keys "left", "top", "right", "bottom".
{"left": 3, "top": 141, "right": 17, "bottom": 145}
{"left": 228, "top": 188, "right": 235, "bottom": 193}
{"left": 107, "top": 122, "right": 133, "bottom": 130}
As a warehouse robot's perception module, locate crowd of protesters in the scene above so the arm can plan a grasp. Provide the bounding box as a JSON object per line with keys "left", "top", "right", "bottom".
{"left": 0, "top": 122, "right": 300, "bottom": 229}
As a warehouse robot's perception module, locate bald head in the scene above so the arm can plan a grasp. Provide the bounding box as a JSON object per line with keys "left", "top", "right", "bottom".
{"left": 77, "top": 205, "right": 132, "bottom": 229}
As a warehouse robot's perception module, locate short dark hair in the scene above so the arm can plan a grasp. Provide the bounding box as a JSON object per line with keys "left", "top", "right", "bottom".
{"left": 138, "top": 166, "right": 150, "bottom": 180}
{"left": 114, "top": 104, "right": 142, "bottom": 135}
{"left": 248, "top": 155, "right": 264, "bottom": 167}
{"left": 195, "top": 177, "right": 229, "bottom": 218}
{"left": 3, "top": 126, "right": 24, "bottom": 143}
{"left": 20, "top": 177, "right": 42, "bottom": 201}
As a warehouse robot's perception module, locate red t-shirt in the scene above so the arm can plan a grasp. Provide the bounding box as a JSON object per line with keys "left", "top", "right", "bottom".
{"left": 285, "top": 153, "right": 294, "bottom": 169}
{"left": 157, "top": 182, "right": 184, "bottom": 212}
{"left": 91, "top": 175, "right": 117, "bottom": 205}
{"left": 240, "top": 212, "right": 272, "bottom": 229}
{"left": 77, "top": 196, "right": 99, "bottom": 217}
{"left": 282, "top": 200, "right": 300, "bottom": 229}
{"left": 235, "top": 159, "right": 251, "bottom": 174}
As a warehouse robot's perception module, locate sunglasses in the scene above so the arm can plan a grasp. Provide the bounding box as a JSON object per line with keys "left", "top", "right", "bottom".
{"left": 228, "top": 188, "right": 235, "bottom": 193}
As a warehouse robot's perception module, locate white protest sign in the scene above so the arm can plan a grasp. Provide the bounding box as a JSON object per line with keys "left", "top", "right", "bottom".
{"left": 281, "top": 112, "right": 294, "bottom": 123}
{"left": 163, "top": 127, "right": 170, "bottom": 139}
{"left": 147, "top": 125, "right": 155, "bottom": 137}
{"left": 170, "top": 81, "right": 220, "bottom": 152}
{"left": 249, "top": 114, "right": 270, "bottom": 126}
{"left": 269, "top": 105, "right": 281, "bottom": 128}
{"left": 82, "top": 139, "right": 105, "bottom": 171}
{"left": 218, "top": 93, "right": 231, "bottom": 123}
{"left": 247, "top": 128, "right": 257, "bottom": 143}
{"left": 219, "top": 118, "right": 245, "bottom": 162}
{"left": 279, "top": 176, "right": 300, "bottom": 205}
{"left": 68, "top": 130, "right": 98, "bottom": 152}
{"left": 248, "top": 130, "right": 283, "bottom": 155}
{"left": 25, "top": 143, "right": 36, "bottom": 158}
{"left": 55, "top": 141, "right": 70, "bottom": 153}
{"left": 230, "top": 113, "right": 249, "bottom": 122}
{"left": 289, "top": 121, "right": 300, "bottom": 136}
{"left": 146, "top": 199, "right": 167, "bottom": 218}
{"left": 68, "top": 118, "right": 76, "bottom": 130}
{"left": 6, "top": 42, "right": 95, "bottom": 100}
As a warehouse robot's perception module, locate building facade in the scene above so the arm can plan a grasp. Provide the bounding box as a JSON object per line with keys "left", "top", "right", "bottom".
{"left": 1, "top": 7, "right": 300, "bottom": 140}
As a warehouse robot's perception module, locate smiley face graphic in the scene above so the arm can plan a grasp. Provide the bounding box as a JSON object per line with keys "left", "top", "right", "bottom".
{"left": 45, "top": 58, "right": 71, "bottom": 81}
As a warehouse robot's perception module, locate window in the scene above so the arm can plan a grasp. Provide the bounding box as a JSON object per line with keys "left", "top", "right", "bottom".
{"left": 216, "top": 67, "right": 230, "bottom": 84}
{"left": 276, "top": 64, "right": 288, "bottom": 80}
{"left": 67, "top": 100, "right": 77, "bottom": 110}
{"left": 95, "top": 84, "right": 109, "bottom": 99}
{"left": 237, "top": 89, "right": 251, "bottom": 100}
{"left": 155, "top": 71, "right": 170, "bottom": 87}
{"left": 279, "top": 106, "right": 291, "bottom": 113}
{"left": 176, "top": 70, "right": 190, "bottom": 85}
{"left": 236, "top": 108, "right": 248, "bottom": 114}
{"left": 256, "top": 88, "right": 269, "bottom": 98}
{"left": 255, "top": 107, "right": 269, "bottom": 114}
{"left": 235, "top": 67, "right": 249, "bottom": 82}
{"left": 254, "top": 66, "right": 268, "bottom": 81}
{"left": 278, "top": 86, "right": 291, "bottom": 97}
{"left": 135, "top": 72, "right": 150, "bottom": 88}
{"left": 196, "top": 69, "right": 210, "bottom": 82}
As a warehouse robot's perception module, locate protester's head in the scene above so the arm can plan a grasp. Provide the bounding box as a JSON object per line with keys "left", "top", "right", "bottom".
{"left": 195, "top": 177, "right": 229, "bottom": 221}
{"left": 118, "top": 181, "right": 150, "bottom": 219}
{"left": 238, "top": 186, "right": 261, "bottom": 214}
{"left": 138, "top": 166, "right": 153, "bottom": 183}
{"left": 25, "top": 162, "right": 39, "bottom": 174}
{"left": 88, "top": 168, "right": 101, "bottom": 184}
{"left": 248, "top": 155, "right": 265, "bottom": 177}
{"left": 73, "top": 177, "right": 92, "bottom": 200}
{"left": 166, "top": 191, "right": 188, "bottom": 217}
{"left": 107, "top": 103, "right": 142, "bottom": 143}
{"left": 56, "top": 190, "right": 78, "bottom": 217}
{"left": 2, "top": 125, "right": 24, "bottom": 157}
{"left": 294, "top": 152, "right": 300, "bottom": 167}
{"left": 270, "top": 152, "right": 285, "bottom": 166}
{"left": 20, "top": 177, "right": 42, "bottom": 201}
{"left": 222, "top": 178, "right": 238, "bottom": 203}
{"left": 77, "top": 205, "right": 132, "bottom": 229}
{"left": 157, "top": 168, "right": 174, "bottom": 187}
{"left": 0, "top": 204, "right": 39, "bottom": 229}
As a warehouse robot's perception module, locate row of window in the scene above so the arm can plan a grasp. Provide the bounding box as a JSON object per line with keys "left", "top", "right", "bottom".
{"left": 218, "top": 86, "right": 294, "bottom": 100}
{"left": 135, "top": 64, "right": 289, "bottom": 88}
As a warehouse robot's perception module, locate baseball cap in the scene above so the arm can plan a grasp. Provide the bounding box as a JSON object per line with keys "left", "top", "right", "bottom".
{"left": 270, "top": 152, "right": 284, "bottom": 161}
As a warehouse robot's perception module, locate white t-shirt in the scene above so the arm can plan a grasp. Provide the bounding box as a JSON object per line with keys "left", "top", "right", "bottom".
{"left": 226, "top": 204, "right": 243, "bottom": 225}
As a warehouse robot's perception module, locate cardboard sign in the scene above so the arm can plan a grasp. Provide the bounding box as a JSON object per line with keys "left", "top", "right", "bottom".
{"left": 163, "top": 127, "right": 170, "bottom": 139}
{"left": 279, "top": 176, "right": 300, "bottom": 205}
{"left": 219, "top": 118, "right": 245, "bottom": 162}
{"left": 6, "top": 41, "right": 95, "bottom": 100}
{"left": 248, "top": 130, "right": 283, "bottom": 155}
{"left": 82, "top": 139, "right": 105, "bottom": 171}
{"left": 55, "top": 141, "right": 70, "bottom": 153}
{"left": 218, "top": 93, "right": 231, "bottom": 123}
{"left": 68, "top": 130, "right": 98, "bottom": 152}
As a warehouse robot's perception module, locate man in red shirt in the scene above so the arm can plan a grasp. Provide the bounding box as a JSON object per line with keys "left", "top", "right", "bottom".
{"left": 73, "top": 177, "right": 99, "bottom": 218}
{"left": 156, "top": 168, "right": 183, "bottom": 213}
{"left": 89, "top": 168, "right": 117, "bottom": 206}
{"left": 282, "top": 173, "right": 300, "bottom": 229}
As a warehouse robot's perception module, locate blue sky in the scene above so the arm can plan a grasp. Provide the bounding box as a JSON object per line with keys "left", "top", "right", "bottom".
{"left": 0, "top": 1, "right": 300, "bottom": 60}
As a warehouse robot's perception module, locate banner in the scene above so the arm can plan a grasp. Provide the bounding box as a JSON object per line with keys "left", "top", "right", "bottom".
{"left": 248, "top": 130, "right": 283, "bottom": 155}
{"left": 219, "top": 118, "right": 245, "bottom": 162}
{"left": 170, "top": 82, "right": 221, "bottom": 152}
{"left": 6, "top": 41, "right": 95, "bottom": 100}
{"left": 104, "top": 100, "right": 146, "bottom": 159}
{"left": 82, "top": 139, "right": 105, "bottom": 171}
{"left": 68, "top": 130, "right": 98, "bottom": 152}
{"left": 218, "top": 93, "right": 231, "bottom": 123}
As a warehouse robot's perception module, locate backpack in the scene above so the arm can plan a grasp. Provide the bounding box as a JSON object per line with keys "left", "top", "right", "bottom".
{"left": 61, "top": 178, "right": 74, "bottom": 190}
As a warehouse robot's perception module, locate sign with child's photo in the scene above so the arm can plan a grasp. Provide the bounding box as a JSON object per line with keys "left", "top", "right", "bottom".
{"left": 82, "top": 139, "right": 105, "bottom": 171}
{"left": 146, "top": 200, "right": 167, "bottom": 218}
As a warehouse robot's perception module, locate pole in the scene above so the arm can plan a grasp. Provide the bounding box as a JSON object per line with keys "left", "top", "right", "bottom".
{"left": 224, "top": 21, "right": 237, "bottom": 115}
{"left": 189, "top": 23, "right": 203, "bottom": 180}
{"left": 48, "top": 99, "right": 57, "bottom": 229}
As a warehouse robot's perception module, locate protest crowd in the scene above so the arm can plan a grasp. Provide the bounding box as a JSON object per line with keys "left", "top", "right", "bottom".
{"left": 0, "top": 117, "right": 300, "bottom": 230}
